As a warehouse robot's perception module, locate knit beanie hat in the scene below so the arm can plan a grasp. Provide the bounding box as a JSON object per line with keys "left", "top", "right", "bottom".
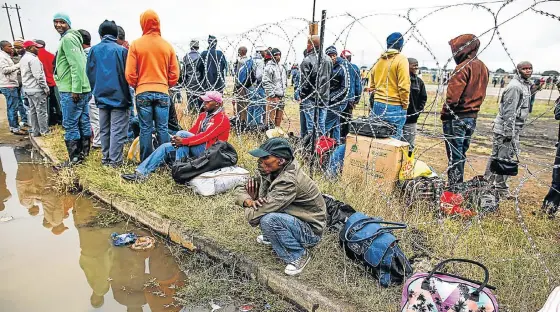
{"left": 98, "top": 20, "right": 118, "bottom": 37}
{"left": 387, "top": 32, "right": 404, "bottom": 50}
{"left": 271, "top": 48, "right": 281, "bottom": 56}
{"left": 53, "top": 12, "right": 71, "bottom": 27}
{"left": 208, "top": 35, "right": 217, "bottom": 44}
{"left": 325, "top": 45, "right": 337, "bottom": 56}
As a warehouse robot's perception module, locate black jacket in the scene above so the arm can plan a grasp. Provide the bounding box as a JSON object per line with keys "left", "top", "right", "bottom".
{"left": 299, "top": 50, "right": 332, "bottom": 106}
{"left": 406, "top": 74, "right": 427, "bottom": 124}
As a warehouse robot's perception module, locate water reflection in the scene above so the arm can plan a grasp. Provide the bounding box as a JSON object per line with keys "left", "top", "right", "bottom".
{"left": 0, "top": 146, "right": 186, "bottom": 311}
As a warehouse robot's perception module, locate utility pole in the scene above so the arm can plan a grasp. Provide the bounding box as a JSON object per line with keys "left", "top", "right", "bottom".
{"left": 2, "top": 3, "right": 15, "bottom": 41}
{"left": 2, "top": 3, "right": 24, "bottom": 40}
{"left": 14, "top": 4, "right": 23, "bottom": 39}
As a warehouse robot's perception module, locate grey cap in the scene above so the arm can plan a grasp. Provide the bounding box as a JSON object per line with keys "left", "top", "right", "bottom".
{"left": 190, "top": 39, "right": 200, "bottom": 49}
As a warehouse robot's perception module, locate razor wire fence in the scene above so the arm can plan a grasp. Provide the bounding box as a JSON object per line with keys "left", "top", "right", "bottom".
{"left": 167, "top": 0, "right": 560, "bottom": 304}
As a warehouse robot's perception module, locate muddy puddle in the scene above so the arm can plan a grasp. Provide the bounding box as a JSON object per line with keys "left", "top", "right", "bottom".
{"left": 0, "top": 145, "right": 297, "bottom": 312}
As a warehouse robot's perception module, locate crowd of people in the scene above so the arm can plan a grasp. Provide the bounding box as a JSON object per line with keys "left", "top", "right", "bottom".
{"left": 1, "top": 9, "right": 559, "bottom": 277}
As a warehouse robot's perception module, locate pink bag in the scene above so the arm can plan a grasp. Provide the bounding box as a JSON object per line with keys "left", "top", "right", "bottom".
{"left": 400, "top": 259, "right": 499, "bottom": 312}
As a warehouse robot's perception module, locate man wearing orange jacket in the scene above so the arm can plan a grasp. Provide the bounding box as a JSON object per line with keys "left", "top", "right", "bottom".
{"left": 125, "top": 9, "right": 180, "bottom": 162}
{"left": 121, "top": 91, "right": 230, "bottom": 182}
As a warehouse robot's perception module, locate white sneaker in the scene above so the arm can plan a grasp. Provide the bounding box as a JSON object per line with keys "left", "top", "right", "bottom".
{"left": 256, "top": 235, "right": 272, "bottom": 246}
{"left": 284, "top": 251, "right": 311, "bottom": 276}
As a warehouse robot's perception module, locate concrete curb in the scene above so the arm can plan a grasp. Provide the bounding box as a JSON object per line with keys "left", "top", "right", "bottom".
{"left": 29, "top": 136, "right": 355, "bottom": 312}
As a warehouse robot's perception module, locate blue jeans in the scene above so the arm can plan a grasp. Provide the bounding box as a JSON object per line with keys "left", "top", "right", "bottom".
{"left": 259, "top": 213, "right": 321, "bottom": 263}
{"left": 136, "top": 92, "right": 170, "bottom": 162}
{"left": 136, "top": 130, "right": 205, "bottom": 176}
{"left": 325, "top": 102, "right": 347, "bottom": 143}
{"left": 369, "top": 101, "right": 406, "bottom": 140}
{"left": 300, "top": 99, "right": 326, "bottom": 136}
{"left": 248, "top": 87, "right": 265, "bottom": 126}
{"left": 327, "top": 144, "right": 346, "bottom": 177}
{"left": 442, "top": 118, "right": 477, "bottom": 186}
{"left": 17, "top": 88, "right": 28, "bottom": 124}
{"left": 60, "top": 92, "right": 92, "bottom": 141}
{"left": 0, "top": 87, "right": 23, "bottom": 131}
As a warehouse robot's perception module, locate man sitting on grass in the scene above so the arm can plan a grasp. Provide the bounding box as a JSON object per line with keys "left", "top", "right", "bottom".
{"left": 235, "top": 138, "right": 326, "bottom": 276}
{"left": 121, "top": 91, "right": 230, "bottom": 182}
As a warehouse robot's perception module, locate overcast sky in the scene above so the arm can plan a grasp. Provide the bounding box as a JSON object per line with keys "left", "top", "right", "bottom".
{"left": 1, "top": 0, "right": 558, "bottom": 72}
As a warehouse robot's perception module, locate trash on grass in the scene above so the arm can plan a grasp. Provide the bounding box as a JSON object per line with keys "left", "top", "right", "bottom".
{"left": 0, "top": 216, "right": 14, "bottom": 223}
{"left": 239, "top": 304, "right": 254, "bottom": 311}
{"left": 130, "top": 236, "right": 156, "bottom": 251}
{"left": 210, "top": 301, "right": 221, "bottom": 312}
{"left": 111, "top": 232, "right": 137, "bottom": 246}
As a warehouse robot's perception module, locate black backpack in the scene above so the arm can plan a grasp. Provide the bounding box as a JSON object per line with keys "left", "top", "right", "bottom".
{"left": 349, "top": 117, "right": 396, "bottom": 138}
{"left": 171, "top": 141, "right": 238, "bottom": 184}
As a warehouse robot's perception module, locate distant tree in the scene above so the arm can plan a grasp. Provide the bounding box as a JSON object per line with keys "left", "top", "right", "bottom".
{"left": 495, "top": 68, "right": 506, "bottom": 74}
{"left": 420, "top": 66, "right": 429, "bottom": 71}
{"left": 543, "top": 70, "right": 560, "bottom": 76}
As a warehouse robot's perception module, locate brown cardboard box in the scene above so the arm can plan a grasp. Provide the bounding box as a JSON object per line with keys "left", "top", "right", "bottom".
{"left": 342, "top": 134, "right": 409, "bottom": 190}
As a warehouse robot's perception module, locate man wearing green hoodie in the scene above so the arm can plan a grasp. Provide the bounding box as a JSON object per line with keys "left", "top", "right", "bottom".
{"left": 53, "top": 12, "right": 92, "bottom": 166}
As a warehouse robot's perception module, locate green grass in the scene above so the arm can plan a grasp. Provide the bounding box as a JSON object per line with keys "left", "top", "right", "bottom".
{"left": 42, "top": 110, "right": 560, "bottom": 311}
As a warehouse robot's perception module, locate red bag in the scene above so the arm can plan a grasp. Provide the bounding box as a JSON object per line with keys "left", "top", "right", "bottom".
{"left": 315, "top": 136, "right": 337, "bottom": 166}
{"left": 440, "top": 191, "right": 476, "bottom": 218}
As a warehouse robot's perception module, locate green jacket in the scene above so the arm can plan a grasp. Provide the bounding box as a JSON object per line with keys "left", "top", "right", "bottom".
{"left": 236, "top": 161, "right": 326, "bottom": 236}
{"left": 54, "top": 29, "right": 91, "bottom": 93}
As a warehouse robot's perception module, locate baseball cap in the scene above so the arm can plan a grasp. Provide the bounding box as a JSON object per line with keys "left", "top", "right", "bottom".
{"left": 340, "top": 49, "right": 352, "bottom": 58}
{"left": 256, "top": 46, "right": 267, "bottom": 52}
{"left": 200, "top": 91, "right": 223, "bottom": 104}
{"left": 249, "top": 137, "right": 293, "bottom": 160}
{"left": 35, "top": 39, "right": 46, "bottom": 48}
{"left": 271, "top": 48, "right": 281, "bottom": 56}
{"left": 23, "top": 40, "right": 39, "bottom": 48}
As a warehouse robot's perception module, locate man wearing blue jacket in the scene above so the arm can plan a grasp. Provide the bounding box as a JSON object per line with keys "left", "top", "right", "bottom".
{"left": 324, "top": 46, "right": 349, "bottom": 143}
{"left": 196, "top": 35, "right": 228, "bottom": 92}
{"left": 86, "top": 20, "right": 132, "bottom": 167}
{"left": 340, "top": 50, "right": 362, "bottom": 143}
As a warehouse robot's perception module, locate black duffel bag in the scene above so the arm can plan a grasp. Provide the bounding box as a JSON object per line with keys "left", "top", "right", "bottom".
{"left": 171, "top": 141, "right": 238, "bottom": 184}
{"left": 349, "top": 117, "right": 396, "bottom": 138}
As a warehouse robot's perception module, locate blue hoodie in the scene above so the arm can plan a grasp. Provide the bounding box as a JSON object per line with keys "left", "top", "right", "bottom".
{"left": 196, "top": 40, "right": 228, "bottom": 92}
{"left": 329, "top": 57, "right": 349, "bottom": 108}
{"left": 86, "top": 35, "right": 132, "bottom": 109}
{"left": 347, "top": 62, "right": 362, "bottom": 103}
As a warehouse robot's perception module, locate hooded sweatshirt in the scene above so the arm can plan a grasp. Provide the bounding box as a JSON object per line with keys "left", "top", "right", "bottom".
{"left": 329, "top": 56, "right": 349, "bottom": 107}
{"left": 369, "top": 50, "right": 410, "bottom": 108}
{"left": 54, "top": 29, "right": 91, "bottom": 93}
{"left": 196, "top": 40, "right": 228, "bottom": 92}
{"left": 441, "top": 34, "right": 489, "bottom": 120}
{"left": 125, "top": 10, "right": 180, "bottom": 96}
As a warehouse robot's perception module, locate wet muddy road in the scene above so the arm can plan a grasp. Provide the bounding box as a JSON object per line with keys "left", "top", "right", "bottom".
{"left": 0, "top": 145, "right": 190, "bottom": 312}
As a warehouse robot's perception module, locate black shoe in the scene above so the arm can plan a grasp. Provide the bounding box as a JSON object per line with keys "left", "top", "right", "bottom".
{"left": 55, "top": 140, "right": 82, "bottom": 170}
{"left": 121, "top": 172, "right": 146, "bottom": 182}
{"left": 81, "top": 136, "right": 92, "bottom": 159}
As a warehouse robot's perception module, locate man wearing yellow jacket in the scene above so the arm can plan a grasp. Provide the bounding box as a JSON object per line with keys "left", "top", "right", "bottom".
{"left": 368, "top": 32, "right": 410, "bottom": 140}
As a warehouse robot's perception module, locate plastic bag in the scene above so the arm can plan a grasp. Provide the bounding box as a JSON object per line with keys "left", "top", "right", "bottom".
{"left": 189, "top": 166, "right": 249, "bottom": 196}
{"left": 322, "top": 194, "right": 356, "bottom": 232}
{"left": 399, "top": 150, "right": 415, "bottom": 180}
{"left": 412, "top": 160, "right": 434, "bottom": 178}
{"left": 127, "top": 137, "right": 141, "bottom": 163}
{"left": 111, "top": 232, "right": 137, "bottom": 246}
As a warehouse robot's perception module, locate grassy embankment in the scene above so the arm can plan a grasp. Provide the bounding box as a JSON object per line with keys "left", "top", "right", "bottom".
{"left": 41, "top": 87, "right": 560, "bottom": 311}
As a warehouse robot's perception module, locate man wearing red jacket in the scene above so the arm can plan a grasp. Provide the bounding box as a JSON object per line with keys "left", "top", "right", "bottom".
{"left": 35, "top": 40, "right": 62, "bottom": 126}
{"left": 122, "top": 91, "right": 230, "bottom": 182}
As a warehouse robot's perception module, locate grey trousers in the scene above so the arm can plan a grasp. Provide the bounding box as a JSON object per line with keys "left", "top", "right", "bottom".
{"left": 89, "top": 96, "right": 101, "bottom": 147}
{"left": 484, "top": 132, "right": 519, "bottom": 189}
{"left": 403, "top": 122, "right": 417, "bottom": 148}
{"left": 26, "top": 91, "right": 49, "bottom": 136}
{"left": 99, "top": 107, "right": 130, "bottom": 165}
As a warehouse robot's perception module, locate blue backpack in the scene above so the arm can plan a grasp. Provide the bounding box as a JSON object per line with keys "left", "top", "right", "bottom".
{"left": 237, "top": 58, "right": 256, "bottom": 88}
{"left": 339, "top": 212, "right": 413, "bottom": 287}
